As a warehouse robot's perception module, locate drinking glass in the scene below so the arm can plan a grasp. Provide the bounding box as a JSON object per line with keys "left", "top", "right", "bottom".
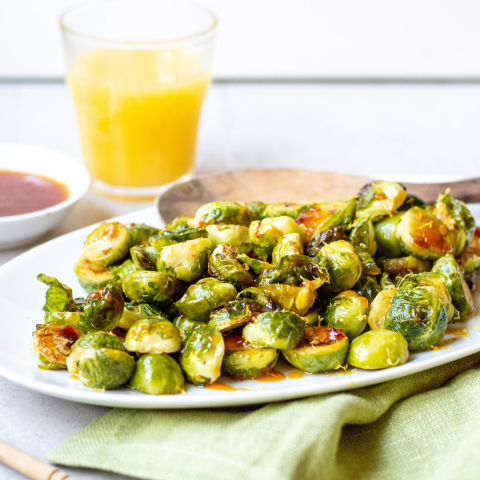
{"left": 60, "top": 0, "right": 217, "bottom": 200}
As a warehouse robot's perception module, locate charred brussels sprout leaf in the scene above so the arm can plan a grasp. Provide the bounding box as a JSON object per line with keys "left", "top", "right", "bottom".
{"left": 323, "top": 291, "right": 369, "bottom": 341}
{"left": 272, "top": 233, "right": 304, "bottom": 266}
{"left": 83, "top": 283, "right": 125, "bottom": 332}
{"left": 126, "top": 223, "right": 159, "bottom": 246}
{"left": 221, "top": 334, "right": 279, "bottom": 380}
{"left": 243, "top": 310, "right": 304, "bottom": 350}
{"left": 157, "top": 238, "right": 212, "bottom": 283}
{"left": 208, "top": 244, "right": 255, "bottom": 290}
{"left": 130, "top": 246, "right": 159, "bottom": 271}
{"left": 206, "top": 224, "right": 249, "bottom": 247}
{"left": 349, "top": 217, "right": 380, "bottom": 275}
{"left": 193, "top": 201, "right": 255, "bottom": 227}
{"left": 283, "top": 326, "right": 349, "bottom": 373}
{"left": 379, "top": 272, "right": 395, "bottom": 290}
{"left": 130, "top": 354, "right": 185, "bottom": 395}
{"left": 149, "top": 228, "right": 208, "bottom": 250}
{"left": 82, "top": 222, "right": 132, "bottom": 267}
{"left": 373, "top": 213, "right": 405, "bottom": 258}
{"left": 249, "top": 216, "right": 307, "bottom": 247}
{"left": 384, "top": 285, "right": 449, "bottom": 351}
{"left": 347, "top": 329, "right": 409, "bottom": 369}
{"left": 180, "top": 326, "right": 225, "bottom": 386}
{"left": 377, "top": 256, "right": 432, "bottom": 276}
{"left": 354, "top": 276, "right": 381, "bottom": 304}
{"left": 368, "top": 288, "right": 397, "bottom": 330}
{"left": 37, "top": 274, "right": 73, "bottom": 313}
{"left": 74, "top": 256, "right": 118, "bottom": 294}
{"left": 356, "top": 180, "right": 407, "bottom": 219}
{"left": 236, "top": 287, "right": 276, "bottom": 310}
{"left": 209, "top": 300, "right": 264, "bottom": 332}
{"left": 175, "top": 278, "right": 237, "bottom": 322}
{"left": 126, "top": 318, "right": 181, "bottom": 354}
{"left": 123, "top": 271, "right": 186, "bottom": 308}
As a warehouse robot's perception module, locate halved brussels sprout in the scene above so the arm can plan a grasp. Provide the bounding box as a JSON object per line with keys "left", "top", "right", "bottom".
{"left": 180, "top": 326, "right": 225, "bottom": 385}
{"left": 126, "top": 223, "right": 159, "bottom": 246}
{"left": 175, "top": 278, "right": 237, "bottom": 322}
{"left": 173, "top": 315, "right": 206, "bottom": 342}
{"left": 317, "top": 240, "right": 362, "bottom": 296}
{"left": 347, "top": 329, "right": 409, "bottom": 369}
{"left": 69, "top": 331, "right": 124, "bottom": 356}
{"left": 123, "top": 271, "right": 186, "bottom": 308}
{"left": 272, "top": 233, "right": 304, "bottom": 266}
{"left": 259, "top": 284, "right": 317, "bottom": 316}
{"left": 82, "top": 222, "right": 132, "bottom": 267}
{"left": 262, "top": 202, "right": 315, "bottom": 220}
{"left": 149, "top": 228, "right": 208, "bottom": 250}
{"left": 431, "top": 192, "right": 476, "bottom": 255}
{"left": 356, "top": 180, "right": 407, "bottom": 219}
{"left": 373, "top": 213, "right": 405, "bottom": 258}
{"left": 248, "top": 201, "right": 268, "bottom": 220}
{"left": 379, "top": 272, "right": 395, "bottom": 290}
{"left": 221, "top": 334, "right": 279, "bottom": 380}
{"left": 243, "top": 311, "right": 304, "bottom": 350}
{"left": 193, "top": 201, "right": 255, "bottom": 227}
{"left": 456, "top": 230, "right": 480, "bottom": 285}
{"left": 83, "top": 283, "right": 125, "bottom": 332}
{"left": 126, "top": 318, "right": 181, "bottom": 354}
{"left": 44, "top": 312, "right": 89, "bottom": 333}
{"left": 398, "top": 207, "right": 453, "bottom": 260}
{"left": 323, "top": 291, "right": 369, "bottom": 341}
{"left": 302, "top": 309, "right": 320, "bottom": 327}
{"left": 157, "top": 238, "right": 212, "bottom": 283}
{"left": 349, "top": 217, "right": 380, "bottom": 275}
{"left": 377, "top": 256, "right": 432, "bottom": 276}
{"left": 282, "top": 326, "right": 349, "bottom": 373}
{"left": 208, "top": 244, "right": 255, "bottom": 290}
{"left": 368, "top": 288, "right": 397, "bottom": 329}
{"left": 206, "top": 225, "right": 249, "bottom": 247}
{"left": 384, "top": 285, "right": 449, "bottom": 351}
{"left": 249, "top": 216, "right": 307, "bottom": 247}
{"left": 236, "top": 287, "right": 276, "bottom": 311}
{"left": 37, "top": 274, "right": 73, "bottom": 313}
{"left": 74, "top": 256, "right": 118, "bottom": 294}
{"left": 163, "top": 216, "right": 194, "bottom": 232}
{"left": 109, "top": 259, "right": 140, "bottom": 279}
{"left": 209, "top": 300, "right": 263, "bottom": 332}
{"left": 130, "top": 245, "right": 159, "bottom": 271}
{"left": 236, "top": 243, "right": 272, "bottom": 275}
{"left": 130, "top": 354, "right": 185, "bottom": 395}
{"left": 117, "top": 302, "right": 165, "bottom": 330}
{"left": 31, "top": 323, "right": 82, "bottom": 370}
{"left": 354, "top": 276, "right": 381, "bottom": 304}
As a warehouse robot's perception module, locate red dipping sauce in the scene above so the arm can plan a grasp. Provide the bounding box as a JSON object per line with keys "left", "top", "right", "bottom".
{"left": 0, "top": 171, "right": 69, "bottom": 216}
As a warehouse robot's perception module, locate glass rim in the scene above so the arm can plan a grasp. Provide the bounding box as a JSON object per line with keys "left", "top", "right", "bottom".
{"left": 59, "top": 0, "right": 218, "bottom": 46}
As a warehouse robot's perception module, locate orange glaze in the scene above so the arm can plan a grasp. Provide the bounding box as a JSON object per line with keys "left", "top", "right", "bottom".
{"left": 205, "top": 383, "right": 252, "bottom": 392}
{"left": 287, "top": 371, "right": 305, "bottom": 379}
{"left": 223, "top": 334, "right": 251, "bottom": 351}
{"left": 411, "top": 220, "right": 451, "bottom": 255}
{"left": 446, "top": 327, "right": 469, "bottom": 337}
{"left": 296, "top": 206, "right": 337, "bottom": 239}
{"left": 69, "top": 375, "right": 80, "bottom": 381}
{"left": 257, "top": 370, "right": 285, "bottom": 382}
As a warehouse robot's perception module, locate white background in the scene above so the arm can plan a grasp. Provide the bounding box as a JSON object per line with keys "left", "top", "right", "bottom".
{"left": 2, "top": 0, "right": 480, "bottom": 80}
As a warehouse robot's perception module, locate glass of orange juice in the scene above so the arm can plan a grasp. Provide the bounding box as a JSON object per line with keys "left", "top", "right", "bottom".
{"left": 60, "top": 0, "right": 216, "bottom": 200}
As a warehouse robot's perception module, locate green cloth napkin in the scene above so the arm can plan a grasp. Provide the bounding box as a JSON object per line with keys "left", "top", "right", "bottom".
{"left": 47, "top": 353, "right": 480, "bottom": 480}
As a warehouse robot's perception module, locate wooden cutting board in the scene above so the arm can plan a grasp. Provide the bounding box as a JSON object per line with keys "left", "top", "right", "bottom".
{"left": 157, "top": 169, "right": 480, "bottom": 224}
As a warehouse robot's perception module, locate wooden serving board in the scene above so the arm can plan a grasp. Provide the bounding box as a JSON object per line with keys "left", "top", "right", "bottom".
{"left": 157, "top": 169, "right": 480, "bottom": 224}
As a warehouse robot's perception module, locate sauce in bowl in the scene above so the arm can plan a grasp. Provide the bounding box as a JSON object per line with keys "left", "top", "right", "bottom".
{"left": 0, "top": 171, "right": 69, "bottom": 217}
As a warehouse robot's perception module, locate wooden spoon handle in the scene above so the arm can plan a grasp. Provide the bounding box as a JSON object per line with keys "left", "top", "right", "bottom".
{"left": 0, "top": 439, "right": 77, "bottom": 480}
{"left": 403, "top": 177, "right": 480, "bottom": 204}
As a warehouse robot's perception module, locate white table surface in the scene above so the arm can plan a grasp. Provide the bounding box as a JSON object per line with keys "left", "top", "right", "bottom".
{"left": 1, "top": 81, "right": 480, "bottom": 480}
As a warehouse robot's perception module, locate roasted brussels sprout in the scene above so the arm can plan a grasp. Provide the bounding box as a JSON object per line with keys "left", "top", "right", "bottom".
{"left": 173, "top": 315, "right": 206, "bottom": 341}
{"left": 347, "top": 329, "right": 409, "bottom": 369}
{"left": 317, "top": 240, "right": 362, "bottom": 296}
{"left": 302, "top": 309, "right": 320, "bottom": 327}
{"left": 354, "top": 276, "right": 381, "bottom": 304}
{"left": 123, "top": 271, "right": 186, "bottom": 308}
{"left": 149, "top": 228, "right": 208, "bottom": 250}
{"left": 73, "top": 256, "right": 118, "bottom": 294}
{"left": 193, "top": 201, "right": 255, "bottom": 227}
{"left": 431, "top": 192, "right": 476, "bottom": 255}
{"left": 37, "top": 274, "right": 73, "bottom": 313}
{"left": 208, "top": 244, "right": 255, "bottom": 290}
{"left": 349, "top": 217, "right": 380, "bottom": 275}
{"left": 283, "top": 326, "right": 349, "bottom": 373}
{"left": 130, "top": 245, "right": 159, "bottom": 271}
{"left": 373, "top": 213, "right": 405, "bottom": 258}
{"left": 44, "top": 311, "right": 89, "bottom": 332}
{"left": 377, "top": 256, "right": 432, "bottom": 276}
{"left": 206, "top": 225, "right": 249, "bottom": 247}
{"left": 456, "top": 229, "right": 480, "bottom": 285}
{"left": 180, "top": 326, "right": 225, "bottom": 385}
{"left": 82, "top": 283, "right": 125, "bottom": 332}
{"left": 397, "top": 193, "right": 426, "bottom": 211}
{"left": 262, "top": 202, "right": 314, "bottom": 219}
{"left": 157, "top": 238, "right": 212, "bottom": 283}
{"left": 209, "top": 300, "right": 263, "bottom": 332}
{"left": 175, "top": 278, "right": 237, "bottom": 322}
{"left": 248, "top": 201, "right": 268, "bottom": 220}
{"left": 221, "top": 334, "right": 279, "bottom": 380}
{"left": 398, "top": 207, "right": 453, "bottom": 260}
{"left": 69, "top": 331, "right": 124, "bottom": 356}
{"left": 379, "top": 272, "right": 395, "bottom": 290}
{"left": 129, "top": 354, "right": 185, "bottom": 395}
{"left": 82, "top": 222, "right": 132, "bottom": 267}
{"left": 249, "top": 216, "right": 307, "bottom": 247}
{"left": 368, "top": 288, "right": 397, "bottom": 329}
{"left": 356, "top": 180, "right": 407, "bottom": 219}
{"left": 236, "top": 287, "right": 276, "bottom": 310}
{"left": 259, "top": 284, "right": 317, "bottom": 315}
{"left": 323, "top": 291, "right": 369, "bottom": 341}
{"left": 236, "top": 243, "right": 271, "bottom": 275}
{"left": 109, "top": 259, "right": 140, "bottom": 279}
{"left": 31, "top": 323, "right": 82, "bottom": 370}
{"left": 163, "top": 216, "right": 194, "bottom": 232}
{"left": 117, "top": 302, "right": 165, "bottom": 330}
{"left": 243, "top": 310, "right": 304, "bottom": 350}
{"left": 271, "top": 233, "right": 304, "bottom": 266}
{"left": 126, "top": 223, "right": 159, "bottom": 246}
{"left": 384, "top": 285, "right": 449, "bottom": 351}
{"left": 126, "top": 318, "right": 181, "bottom": 354}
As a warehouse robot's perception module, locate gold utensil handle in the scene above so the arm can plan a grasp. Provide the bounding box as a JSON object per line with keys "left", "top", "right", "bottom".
{"left": 0, "top": 439, "right": 77, "bottom": 480}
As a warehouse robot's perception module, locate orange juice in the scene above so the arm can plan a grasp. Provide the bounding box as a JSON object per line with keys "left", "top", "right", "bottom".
{"left": 68, "top": 49, "right": 210, "bottom": 190}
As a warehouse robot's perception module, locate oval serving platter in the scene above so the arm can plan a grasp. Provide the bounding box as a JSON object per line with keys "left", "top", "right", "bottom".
{"left": 1, "top": 202, "right": 480, "bottom": 409}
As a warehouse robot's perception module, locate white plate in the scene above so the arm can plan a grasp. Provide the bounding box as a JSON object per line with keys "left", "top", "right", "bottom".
{"left": 1, "top": 206, "right": 480, "bottom": 409}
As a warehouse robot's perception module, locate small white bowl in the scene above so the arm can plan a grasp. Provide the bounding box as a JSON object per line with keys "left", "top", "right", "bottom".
{"left": 0, "top": 144, "right": 91, "bottom": 250}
